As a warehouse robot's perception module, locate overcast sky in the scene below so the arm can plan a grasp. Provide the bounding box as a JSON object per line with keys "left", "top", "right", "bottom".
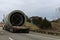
{"left": 0, "top": 0, "right": 60, "bottom": 21}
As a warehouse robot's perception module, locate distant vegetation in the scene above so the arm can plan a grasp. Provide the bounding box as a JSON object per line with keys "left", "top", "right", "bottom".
{"left": 51, "top": 18, "right": 60, "bottom": 23}
{"left": 27, "top": 17, "right": 60, "bottom": 36}
{"left": 51, "top": 18, "right": 60, "bottom": 32}
{"left": 27, "top": 16, "right": 52, "bottom": 29}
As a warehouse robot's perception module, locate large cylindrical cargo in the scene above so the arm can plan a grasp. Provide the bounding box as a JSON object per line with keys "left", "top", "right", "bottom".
{"left": 3, "top": 10, "right": 29, "bottom": 33}
{"left": 3, "top": 10, "right": 26, "bottom": 26}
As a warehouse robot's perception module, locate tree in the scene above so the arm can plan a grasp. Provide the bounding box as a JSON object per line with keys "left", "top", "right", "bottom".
{"left": 41, "top": 17, "right": 52, "bottom": 29}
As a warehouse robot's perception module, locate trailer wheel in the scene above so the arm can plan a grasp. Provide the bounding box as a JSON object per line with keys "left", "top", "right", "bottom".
{"left": 3, "top": 27, "right": 6, "bottom": 30}
{"left": 25, "top": 29, "right": 29, "bottom": 33}
{"left": 10, "top": 28, "right": 15, "bottom": 33}
{"left": 26, "top": 31, "right": 29, "bottom": 33}
{"left": 3, "top": 25, "right": 6, "bottom": 30}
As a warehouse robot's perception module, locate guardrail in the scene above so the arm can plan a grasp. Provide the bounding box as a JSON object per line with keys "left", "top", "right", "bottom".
{"left": 31, "top": 30, "right": 60, "bottom": 36}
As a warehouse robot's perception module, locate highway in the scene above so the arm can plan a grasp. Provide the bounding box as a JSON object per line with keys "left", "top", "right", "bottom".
{"left": 0, "top": 27, "right": 60, "bottom": 40}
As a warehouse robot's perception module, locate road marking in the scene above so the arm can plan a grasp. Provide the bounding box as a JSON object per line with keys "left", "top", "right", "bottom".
{"left": 9, "top": 37, "right": 14, "bottom": 40}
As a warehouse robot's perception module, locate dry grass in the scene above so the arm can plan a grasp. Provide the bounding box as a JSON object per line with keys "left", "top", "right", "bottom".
{"left": 25, "top": 22, "right": 40, "bottom": 31}
{"left": 26, "top": 22, "right": 60, "bottom": 36}
{"left": 51, "top": 22, "right": 60, "bottom": 32}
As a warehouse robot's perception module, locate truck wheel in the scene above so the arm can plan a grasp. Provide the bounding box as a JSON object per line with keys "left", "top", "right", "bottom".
{"left": 26, "top": 31, "right": 29, "bottom": 33}
{"left": 10, "top": 28, "right": 15, "bottom": 33}
{"left": 3, "top": 25, "right": 6, "bottom": 30}
{"left": 3, "top": 27, "right": 6, "bottom": 30}
{"left": 25, "top": 29, "right": 29, "bottom": 33}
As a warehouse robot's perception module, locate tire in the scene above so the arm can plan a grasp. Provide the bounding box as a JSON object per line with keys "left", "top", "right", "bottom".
{"left": 26, "top": 31, "right": 29, "bottom": 33}
{"left": 25, "top": 29, "right": 29, "bottom": 33}
{"left": 3, "top": 27, "right": 6, "bottom": 30}
{"left": 3, "top": 25, "right": 6, "bottom": 30}
{"left": 9, "top": 28, "right": 15, "bottom": 33}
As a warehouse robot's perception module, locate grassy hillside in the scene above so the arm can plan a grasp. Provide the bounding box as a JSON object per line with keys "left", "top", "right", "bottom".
{"left": 26, "top": 21, "right": 60, "bottom": 33}
{"left": 25, "top": 22, "right": 40, "bottom": 31}
{"left": 51, "top": 22, "right": 60, "bottom": 32}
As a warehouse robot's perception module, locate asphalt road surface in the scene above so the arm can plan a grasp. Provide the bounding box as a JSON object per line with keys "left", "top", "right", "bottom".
{"left": 0, "top": 27, "right": 60, "bottom": 40}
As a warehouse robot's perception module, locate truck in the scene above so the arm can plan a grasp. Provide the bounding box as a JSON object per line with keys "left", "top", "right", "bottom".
{"left": 3, "top": 10, "right": 30, "bottom": 33}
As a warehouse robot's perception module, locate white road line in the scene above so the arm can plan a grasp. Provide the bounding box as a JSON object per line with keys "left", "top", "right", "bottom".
{"left": 9, "top": 37, "right": 14, "bottom": 40}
